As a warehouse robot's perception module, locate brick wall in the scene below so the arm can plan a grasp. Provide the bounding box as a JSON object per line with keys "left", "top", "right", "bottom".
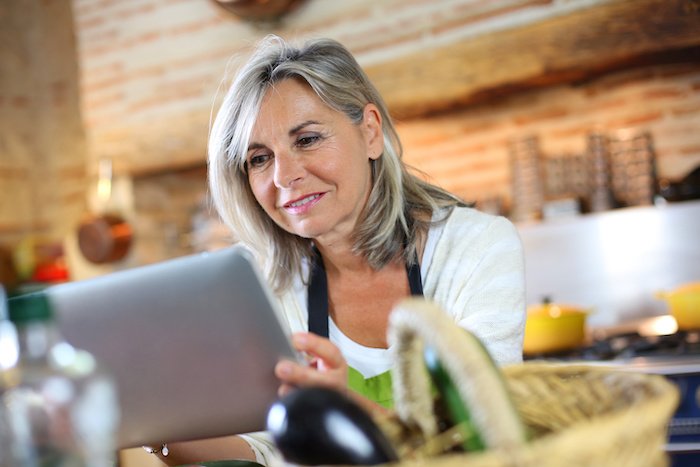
{"left": 122, "top": 59, "right": 700, "bottom": 273}
{"left": 2, "top": 0, "right": 699, "bottom": 280}
{"left": 71, "top": 0, "right": 625, "bottom": 174}
{"left": 75, "top": 0, "right": 700, "bottom": 270}
{"left": 0, "top": 0, "right": 88, "bottom": 247}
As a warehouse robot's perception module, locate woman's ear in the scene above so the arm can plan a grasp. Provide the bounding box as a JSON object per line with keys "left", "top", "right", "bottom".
{"left": 362, "top": 103, "right": 384, "bottom": 160}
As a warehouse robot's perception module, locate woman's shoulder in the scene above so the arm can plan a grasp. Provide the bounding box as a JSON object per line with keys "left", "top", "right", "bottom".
{"left": 424, "top": 206, "right": 522, "bottom": 270}
{"left": 423, "top": 206, "right": 524, "bottom": 297}
{"left": 438, "top": 205, "right": 518, "bottom": 240}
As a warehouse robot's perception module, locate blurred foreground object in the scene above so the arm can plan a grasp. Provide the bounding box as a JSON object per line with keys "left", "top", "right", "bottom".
{"left": 0, "top": 245, "right": 18, "bottom": 291}
{"left": 0, "top": 292, "right": 119, "bottom": 466}
{"left": 267, "top": 386, "right": 398, "bottom": 465}
{"left": 380, "top": 297, "right": 679, "bottom": 467}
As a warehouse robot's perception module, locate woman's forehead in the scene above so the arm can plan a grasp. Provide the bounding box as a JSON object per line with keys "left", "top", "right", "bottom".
{"left": 251, "top": 80, "right": 340, "bottom": 137}
{"left": 260, "top": 79, "right": 328, "bottom": 115}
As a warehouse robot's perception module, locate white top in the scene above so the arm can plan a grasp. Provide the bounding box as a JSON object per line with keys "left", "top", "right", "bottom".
{"left": 328, "top": 318, "right": 392, "bottom": 378}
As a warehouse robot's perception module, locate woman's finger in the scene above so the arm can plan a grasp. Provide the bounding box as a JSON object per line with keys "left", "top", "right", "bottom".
{"left": 278, "top": 382, "right": 296, "bottom": 398}
{"left": 275, "top": 358, "right": 345, "bottom": 391}
{"left": 291, "top": 332, "right": 345, "bottom": 369}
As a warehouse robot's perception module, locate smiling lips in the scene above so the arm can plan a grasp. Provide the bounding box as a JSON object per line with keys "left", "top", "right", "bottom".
{"left": 283, "top": 193, "right": 323, "bottom": 214}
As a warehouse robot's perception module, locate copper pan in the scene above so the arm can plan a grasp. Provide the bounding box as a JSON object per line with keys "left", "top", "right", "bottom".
{"left": 77, "top": 159, "right": 133, "bottom": 264}
{"left": 77, "top": 213, "right": 132, "bottom": 264}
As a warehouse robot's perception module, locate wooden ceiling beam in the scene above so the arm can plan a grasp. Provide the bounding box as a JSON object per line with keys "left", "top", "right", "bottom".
{"left": 365, "top": 0, "right": 700, "bottom": 119}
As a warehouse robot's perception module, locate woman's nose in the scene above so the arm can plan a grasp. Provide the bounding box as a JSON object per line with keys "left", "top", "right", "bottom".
{"left": 273, "top": 151, "right": 304, "bottom": 188}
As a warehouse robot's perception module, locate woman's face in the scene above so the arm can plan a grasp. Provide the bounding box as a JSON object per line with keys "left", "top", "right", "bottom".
{"left": 246, "top": 78, "right": 383, "bottom": 247}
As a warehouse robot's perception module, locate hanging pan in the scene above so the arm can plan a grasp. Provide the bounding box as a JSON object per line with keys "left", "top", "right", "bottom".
{"left": 77, "top": 159, "right": 133, "bottom": 264}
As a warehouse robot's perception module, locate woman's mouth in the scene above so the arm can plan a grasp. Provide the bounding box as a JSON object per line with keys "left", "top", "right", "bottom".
{"left": 284, "top": 193, "right": 323, "bottom": 213}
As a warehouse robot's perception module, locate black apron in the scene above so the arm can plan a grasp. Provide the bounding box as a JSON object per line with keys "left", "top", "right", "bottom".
{"left": 307, "top": 251, "right": 424, "bottom": 337}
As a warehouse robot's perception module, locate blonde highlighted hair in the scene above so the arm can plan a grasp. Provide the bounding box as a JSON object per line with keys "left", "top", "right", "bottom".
{"left": 208, "top": 35, "right": 463, "bottom": 292}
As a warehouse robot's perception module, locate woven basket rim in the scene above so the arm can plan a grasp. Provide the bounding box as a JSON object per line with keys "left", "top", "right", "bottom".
{"left": 381, "top": 362, "right": 679, "bottom": 467}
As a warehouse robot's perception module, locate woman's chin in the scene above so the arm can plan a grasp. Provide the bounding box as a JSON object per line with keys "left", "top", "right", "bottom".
{"left": 284, "top": 218, "right": 351, "bottom": 244}
{"left": 284, "top": 224, "right": 323, "bottom": 240}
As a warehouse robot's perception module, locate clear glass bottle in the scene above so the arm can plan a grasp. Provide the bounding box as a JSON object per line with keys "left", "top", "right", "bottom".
{"left": 0, "top": 291, "right": 119, "bottom": 467}
{"left": 1, "top": 284, "right": 14, "bottom": 465}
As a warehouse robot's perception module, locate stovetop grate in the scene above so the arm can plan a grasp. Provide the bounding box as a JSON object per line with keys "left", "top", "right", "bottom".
{"left": 525, "top": 330, "right": 700, "bottom": 362}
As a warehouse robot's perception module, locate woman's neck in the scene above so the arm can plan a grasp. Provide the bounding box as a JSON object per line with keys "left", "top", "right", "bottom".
{"left": 314, "top": 225, "right": 429, "bottom": 279}
{"left": 314, "top": 241, "right": 370, "bottom": 278}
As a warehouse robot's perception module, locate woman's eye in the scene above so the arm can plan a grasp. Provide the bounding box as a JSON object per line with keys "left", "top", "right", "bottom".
{"left": 296, "top": 134, "right": 321, "bottom": 148}
{"left": 247, "top": 153, "right": 272, "bottom": 171}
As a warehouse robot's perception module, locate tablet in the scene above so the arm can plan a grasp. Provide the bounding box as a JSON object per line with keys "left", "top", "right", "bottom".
{"left": 47, "top": 246, "right": 297, "bottom": 448}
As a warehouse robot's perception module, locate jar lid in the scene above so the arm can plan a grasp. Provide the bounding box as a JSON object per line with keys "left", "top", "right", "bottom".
{"left": 7, "top": 292, "right": 52, "bottom": 323}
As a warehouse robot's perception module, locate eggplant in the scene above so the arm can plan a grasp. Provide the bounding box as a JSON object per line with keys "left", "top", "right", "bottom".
{"left": 266, "top": 387, "right": 398, "bottom": 466}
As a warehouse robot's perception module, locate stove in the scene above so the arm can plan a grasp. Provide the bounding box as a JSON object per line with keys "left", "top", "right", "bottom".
{"left": 525, "top": 329, "right": 700, "bottom": 467}
{"left": 526, "top": 330, "right": 700, "bottom": 361}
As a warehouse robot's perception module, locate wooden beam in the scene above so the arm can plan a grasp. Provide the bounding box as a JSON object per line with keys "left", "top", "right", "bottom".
{"left": 365, "top": 0, "right": 700, "bottom": 118}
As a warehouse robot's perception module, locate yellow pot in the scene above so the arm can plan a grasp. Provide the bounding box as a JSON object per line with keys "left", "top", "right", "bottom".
{"left": 655, "top": 282, "right": 700, "bottom": 330}
{"left": 523, "top": 302, "right": 588, "bottom": 355}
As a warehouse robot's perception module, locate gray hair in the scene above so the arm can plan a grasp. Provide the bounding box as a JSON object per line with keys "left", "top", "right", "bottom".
{"left": 208, "top": 35, "right": 463, "bottom": 292}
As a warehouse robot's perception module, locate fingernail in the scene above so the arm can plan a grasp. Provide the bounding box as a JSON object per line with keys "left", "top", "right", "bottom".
{"left": 277, "top": 362, "right": 292, "bottom": 376}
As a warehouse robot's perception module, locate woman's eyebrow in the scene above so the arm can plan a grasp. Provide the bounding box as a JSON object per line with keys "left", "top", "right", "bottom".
{"left": 247, "top": 142, "right": 266, "bottom": 153}
{"left": 289, "top": 120, "right": 321, "bottom": 135}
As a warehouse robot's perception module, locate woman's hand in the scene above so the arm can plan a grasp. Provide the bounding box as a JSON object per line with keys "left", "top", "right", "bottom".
{"left": 275, "top": 332, "right": 348, "bottom": 397}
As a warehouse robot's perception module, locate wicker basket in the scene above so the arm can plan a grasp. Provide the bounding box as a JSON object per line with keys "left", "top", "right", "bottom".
{"left": 379, "top": 298, "right": 680, "bottom": 467}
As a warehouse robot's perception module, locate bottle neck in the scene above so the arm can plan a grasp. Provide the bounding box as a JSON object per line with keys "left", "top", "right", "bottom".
{"left": 14, "top": 320, "right": 62, "bottom": 360}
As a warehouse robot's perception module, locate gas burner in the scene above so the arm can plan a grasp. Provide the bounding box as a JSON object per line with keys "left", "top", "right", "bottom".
{"left": 626, "top": 331, "right": 700, "bottom": 358}
{"left": 525, "top": 330, "right": 700, "bottom": 362}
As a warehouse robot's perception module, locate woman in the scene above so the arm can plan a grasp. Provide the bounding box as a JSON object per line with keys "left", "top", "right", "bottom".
{"left": 151, "top": 35, "right": 525, "bottom": 466}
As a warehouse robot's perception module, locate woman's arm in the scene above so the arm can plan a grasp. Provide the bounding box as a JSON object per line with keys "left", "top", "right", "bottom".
{"left": 429, "top": 213, "right": 526, "bottom": 365}
{"left": 458, "top": 217, "right": 526, "bottom": 365}
{"left": 146, "top": 435, "right": 256, "bottom": 466}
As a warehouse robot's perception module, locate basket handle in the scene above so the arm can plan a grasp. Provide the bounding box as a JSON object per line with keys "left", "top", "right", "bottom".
{"left": 387, "top": 298, "right": 527, "bottom": 450}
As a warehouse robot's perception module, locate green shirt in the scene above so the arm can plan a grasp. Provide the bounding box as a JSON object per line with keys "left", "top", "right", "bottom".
{"left": 348, "top": 367, "right": 394, "bottom": 409}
